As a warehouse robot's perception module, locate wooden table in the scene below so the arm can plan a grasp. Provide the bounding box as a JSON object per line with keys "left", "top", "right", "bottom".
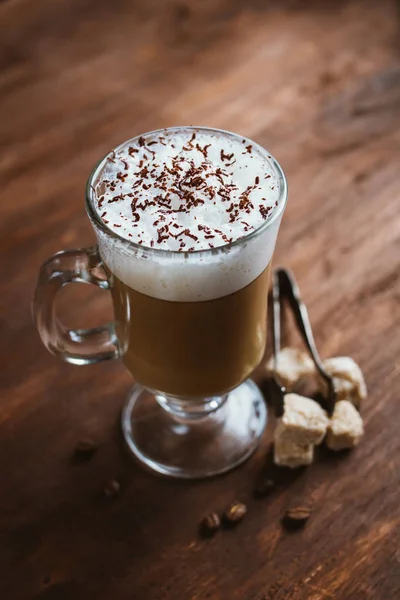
{"left": 1, "top": 1, "right": 399, "bottom": 598}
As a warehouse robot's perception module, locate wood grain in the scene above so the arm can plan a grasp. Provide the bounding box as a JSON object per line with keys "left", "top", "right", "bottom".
{"left": 1, "top": 1, "right": 399, "bottom": 599}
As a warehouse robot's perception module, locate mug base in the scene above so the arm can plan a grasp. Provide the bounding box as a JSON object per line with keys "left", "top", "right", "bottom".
{"left": 121, "top": 379, "right": 267, "bottom": 479}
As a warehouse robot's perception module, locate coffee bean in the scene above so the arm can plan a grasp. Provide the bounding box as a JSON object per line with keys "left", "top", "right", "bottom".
{"left": 73, "top": 439, "right": 98, "bottom": 461}
{"left": 224, "top": 501, "right": 247, "bottom": 524}
{"left": 201, "top": 512, "right": 220, "bottom": 534}
{"left": 254, "top": 478, "right": 276, "bottom": 498}
{"left": 104, "top": 479, "right": 120, "bottom": 499}
{"left": 283, "top": 506, "right": 311, "bottom": 527}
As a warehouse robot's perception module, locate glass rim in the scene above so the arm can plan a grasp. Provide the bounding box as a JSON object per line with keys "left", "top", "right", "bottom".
{"left": 85, "top": 126, "right": 288, "bottom": 257}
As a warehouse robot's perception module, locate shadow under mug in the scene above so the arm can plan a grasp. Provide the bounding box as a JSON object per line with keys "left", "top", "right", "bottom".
{"left": 33, "top": 126, "right": 287, "bottom": 479}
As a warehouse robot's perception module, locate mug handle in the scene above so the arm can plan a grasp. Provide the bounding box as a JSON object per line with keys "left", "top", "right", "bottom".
{"left": 33, "top": 245, "right": 119, "bottom": 364}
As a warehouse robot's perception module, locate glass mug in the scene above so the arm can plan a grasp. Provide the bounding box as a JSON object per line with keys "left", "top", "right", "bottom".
{"left": 33, "top": 127, "right": 287, "bottom": 478}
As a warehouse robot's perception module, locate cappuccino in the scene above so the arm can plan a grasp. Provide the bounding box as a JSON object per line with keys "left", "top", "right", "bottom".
{"left": 91, "top": 128, "right": 284, "bottom": 396}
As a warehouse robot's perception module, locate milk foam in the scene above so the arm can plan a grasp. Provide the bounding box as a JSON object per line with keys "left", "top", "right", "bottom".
{"left": 90, "top": 127, "right": 286, "bottom": 302}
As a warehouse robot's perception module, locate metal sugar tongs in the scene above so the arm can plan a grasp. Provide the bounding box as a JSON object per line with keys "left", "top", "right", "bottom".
{"left": 268, "top": 267, "right": 337, "bottom": 416}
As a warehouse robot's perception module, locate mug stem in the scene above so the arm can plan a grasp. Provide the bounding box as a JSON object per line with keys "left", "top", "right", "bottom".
{"left": 121, "top": 380, "right": 267, "bottom": 479}
{"left": 154, "top": 393, "right": 228, "bottom": 422}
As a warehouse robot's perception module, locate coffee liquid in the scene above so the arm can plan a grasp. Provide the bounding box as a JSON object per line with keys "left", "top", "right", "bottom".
{"left": 109, "top": 262, "right": 271, "bottom": 397}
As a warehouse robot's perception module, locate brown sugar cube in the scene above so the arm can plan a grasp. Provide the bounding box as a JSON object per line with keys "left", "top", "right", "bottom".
{"left": 320, "top": 357, "right": 367, "bottom": 407}
{"left": 265, "top": 347, "right": 315, "bottom": 392}
{"left": 278, "top": 393, "right": 329, "bottom": 445}
{"left": 274, "top": 424, "right": 314, "bottom": 468}
{"left": 326, "top": 400, "right": 364, "bottom": 450}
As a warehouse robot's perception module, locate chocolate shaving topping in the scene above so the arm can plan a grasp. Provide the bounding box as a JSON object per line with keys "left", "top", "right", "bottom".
{"left": 196, "top": 143, "right": 211, "bottom": 158}
{"left": 260, "top": 205, "right": 271, "bottom": 219}
{"left": 109, "top": 194, "right": 125, "bottom": 203}
{"left": 97, "top": 132, "right": 277, "bottom": 250}
{"left": 221, "top": 149, "right": 234, "bottom": 162}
